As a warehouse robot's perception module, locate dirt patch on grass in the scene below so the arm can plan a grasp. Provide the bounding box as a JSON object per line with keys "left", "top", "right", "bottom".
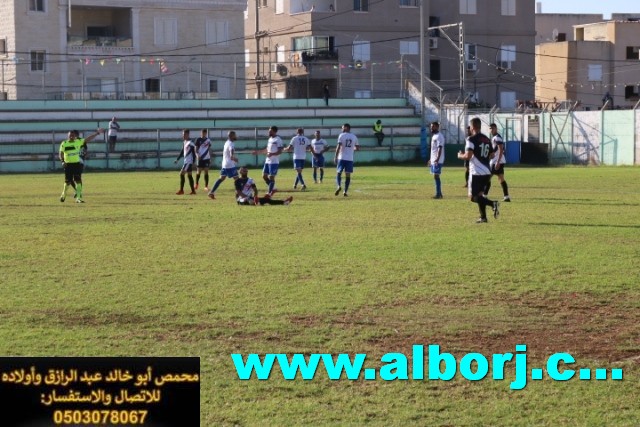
{"left": 291, "top": 293, "right": 639, "bottom": 363}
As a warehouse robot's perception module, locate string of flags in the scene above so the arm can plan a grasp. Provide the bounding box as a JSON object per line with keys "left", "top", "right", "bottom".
{"left": 468, "top": 55, "right": 640, "bottom": 89}
{"left": 7, "top": 55, "right": 167, "bottom": 74}
{"left": 70, "top": 57, "right": 170, "bottom": 74}
{"left": 6, "top": 54, "right": 640, "bottom": 88}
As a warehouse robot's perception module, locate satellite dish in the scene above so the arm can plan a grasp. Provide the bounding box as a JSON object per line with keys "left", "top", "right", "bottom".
{"left": 552, "top": 28, "right": 559, "bottom": 42}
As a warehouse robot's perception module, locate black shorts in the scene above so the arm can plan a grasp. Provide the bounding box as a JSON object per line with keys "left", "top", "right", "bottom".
{"left": 181, "top": 163, "right": 194, "bottom": 173}
{"left": 64, "top": 162, "right": 83, "bottom": 182}
{"left": 491, "top": 163, "right": 505, "bottom": 175}
{"left": 109, "top": 136, "right": 117, "bottom": 143}
{"left": 470, "top": 174, "right": 491, "bottom": 197}
{"left": 198, "top": 159, "right": 211, "bottom": 168}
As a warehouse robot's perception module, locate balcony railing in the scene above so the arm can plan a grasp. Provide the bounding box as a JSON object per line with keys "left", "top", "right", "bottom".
{"left": 67, "top": 36, "right": 133, "bottom": 48}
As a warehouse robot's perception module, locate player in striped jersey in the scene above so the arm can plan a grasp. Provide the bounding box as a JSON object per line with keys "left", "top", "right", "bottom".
{"left": 194, "top": 129, "right": 212, "bottom": 191}
{"left": 457, "top": 118, "right": 500, "bottom": 223}
{"left": 486, "top": 123, "right": 511, "bottom": 202}
{"left": 235, "top": 167, "right": 293, "bottom": 206}
{"left": 174, "top": 129, "right": 197, "bottom": 195}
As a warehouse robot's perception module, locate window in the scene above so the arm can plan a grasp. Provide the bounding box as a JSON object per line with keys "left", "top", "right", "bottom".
{"left": 626, "top": 46, "right": 640, "bottom": 60}
{"left": 29, "top": 0, "right": 44, "bottom": 12}
{"left": 259, "top": 0, "right": 267, "bottom": 7}
{"left": 354, "top": 0, "right": 368, "bottom": 12}
{"left": 276, "top": 0, "right": 283, "bottom": 14}
{"left": 0, "top": 39, "right": 6, "bottom": 55}
{"left": 145, "top": 79, "right": 160, "bottom": 93}
{"left": 86, "top": 78, "right": 101, "bottom": 93}
{"left": 501, "top": 0, "right": 516, "bottom": 16}
{"left": 400, "top": 41, "right": 418, "bottom": 55}
{"left": 625, "top": 85, "right": 639, "bottom": 99}
{"left": 464, "top": 43, "right": 477, "bottom": 61}
{"left": 588, "top": 64, "right": 602, "bottom": 82}
{"left": 206, "top": 20, "right": 229, "bottom": 46}
{"left": 86, "top": 78, "right": 118, "bottom": 95}
{"left": 465, "top": 44, "right": 477, "bottom": 71}
{"left": 352, "top": 40, "right": 370, "bottom": 62}
{"left": 499, "top": 44, "right": 516, "bottom": 68}
{"left": 459, "top": 0, "right": 476, "bottom": 15}
{"left": 429, "top": 16, "right": 440, "bottom": 37}
{"left": 399, "top": 0, "right": 418, "bottom": 7}
{"left": 355, "top": 90, "right": 371, "bottom": 98}
{"left": 154, "top": 18, "right": 177, "bottom": 46}
{"left": 500, "top": 91, "right": 516, "bottom": 109}
{"left": 209, "top": 80, "right": 218, "bottom": 93}
{"left": 430, "top": 60, "right": 441, "bottom": 81}
{"left": 292, "top": 36, "right": 335, "bottom": 54}
{"left": 277, "top": 45, "right": 286, "bottom": 63}
{"left": 245, "top": 49, "right": 251, "bottom": 67}
{"left": 30, "top": 50, "right": 46, "bottom": 72}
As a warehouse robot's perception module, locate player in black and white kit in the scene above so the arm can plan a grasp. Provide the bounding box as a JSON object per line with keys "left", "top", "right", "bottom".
{"left": 457, "top": 118, "right": 500, "bottom": 223}
{"left": 486, "top": 123, "right": 511, "bottom": 202}
{"left": 194, "top": 129, "right": 212, "bottom": 191}
{"left": 235, "top": 167, "right": 293, "bottom": 206}
{"left": 174, "top": 129, "right": 197, "bottom": 195}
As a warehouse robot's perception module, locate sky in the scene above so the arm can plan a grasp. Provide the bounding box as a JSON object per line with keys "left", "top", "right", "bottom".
{"left": 536, "top": 0, "right": 640, "bottom": 18}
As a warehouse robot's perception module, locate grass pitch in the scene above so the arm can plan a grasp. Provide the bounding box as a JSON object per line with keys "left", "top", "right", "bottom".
{"left": 0, "top": 165, "right": 639, "bottom": 426}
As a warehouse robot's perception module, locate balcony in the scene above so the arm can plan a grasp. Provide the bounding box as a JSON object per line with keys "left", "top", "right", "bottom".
{"left": 67, "top": 36, "right": 133, "bottom": 52}
{"left": 67, "top": 6, "right": 132, "bottom": 52}
{"left": 290, "top": 0, "right": 335, "bottom": 14}
{"left": 309, "top": 50, "right": 338, "bottom": 61}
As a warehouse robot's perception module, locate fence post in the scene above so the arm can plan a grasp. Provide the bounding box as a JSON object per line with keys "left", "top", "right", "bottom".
{"left": 52, "top": 131, "right": 56, "bottom": 171}
{"left": 157, "top": 130, "right": 161, "bottom": 169}
{"left": 105, "top": 129, "right": 110, "bottom": 170}
{"left": 390, "top": 126, "right": 394, "bottom": 162}
{"left": 255, "top": 127, "right": 259, "bottom": 167}
{"left": 634, "top": 101, "right": 640, "bottom": 165}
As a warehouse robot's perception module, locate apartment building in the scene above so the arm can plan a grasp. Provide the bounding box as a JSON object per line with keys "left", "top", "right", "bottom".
{"left": 536, "top": 13, "right": 640, "bottom": 44}
{"left": 0, "top": 0, "right": 246, "bottom": 100}
{"left": 536, "top": 20, "right": 640, "bottom": 110}
{"left": 244, "top": 0, "right": 535, "bottom": 109}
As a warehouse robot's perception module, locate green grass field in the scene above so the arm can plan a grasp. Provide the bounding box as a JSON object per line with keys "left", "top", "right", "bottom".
{"left": 1, "top": 165, "right": 639, "bottom": 426}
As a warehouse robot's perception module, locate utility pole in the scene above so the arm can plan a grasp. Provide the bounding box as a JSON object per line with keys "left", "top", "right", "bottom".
{"left": 254, "top": 0, "right": 267, "bottom": 99}
{"left": 458, "top": 22, "right": 465, "bottom": 100}
{"left": 428, "top": 22, "right": 466, "bottom": 102}
{"left": 255, "top": 0, "right": 261, "bottom": 99}
{"left": 419, "top": 0, "right": 425, "bottom": 121}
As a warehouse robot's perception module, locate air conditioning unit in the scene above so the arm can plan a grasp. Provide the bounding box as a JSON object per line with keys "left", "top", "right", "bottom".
{"left": 466, "top": 61, "right": 477, "bottom": 72}
{"left": 498, "top": 61, "right": 510, "bottom": 70}
{"left": 429, "top": 38, "right": 438, "bottom": 49}
{"left": 0, "top": 91, "right": 7, "bottom": 100}
{"left": 270, "top": 64, "right": 287, "bottom": 76}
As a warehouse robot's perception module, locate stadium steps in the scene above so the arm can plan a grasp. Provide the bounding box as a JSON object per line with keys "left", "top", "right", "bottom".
{"left": 0, "top": 98, "right": 424, "bottom": 172}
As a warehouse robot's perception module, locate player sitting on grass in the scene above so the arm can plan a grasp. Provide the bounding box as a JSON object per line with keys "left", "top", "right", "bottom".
{"left": 235, "top": 167, "right": 293, "bottom": 206}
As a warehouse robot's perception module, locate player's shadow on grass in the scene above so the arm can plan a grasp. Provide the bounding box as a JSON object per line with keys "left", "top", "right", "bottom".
{"left": 531, "top": 222, "right": 640, "bottom": 229}
{"left": 527, "top": 198, "right": 640, "bottom": 207}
